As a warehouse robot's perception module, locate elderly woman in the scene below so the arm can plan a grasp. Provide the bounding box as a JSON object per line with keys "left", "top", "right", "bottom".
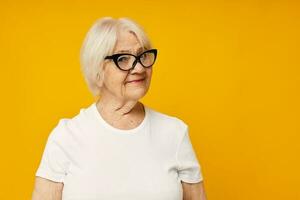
{"left": 32, "top": 17, "right": 207, "bottom": 200}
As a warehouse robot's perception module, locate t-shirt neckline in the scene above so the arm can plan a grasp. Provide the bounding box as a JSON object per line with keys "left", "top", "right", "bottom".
{"left": 90, "top": 102, "right": 149, "bottom": 135}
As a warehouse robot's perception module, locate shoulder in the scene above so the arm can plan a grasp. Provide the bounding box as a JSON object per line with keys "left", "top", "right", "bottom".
{"left": 47, "top": 104, "right": 92, "bottom": 144}
{"left": 47, "top": 118, "right": 73, "bottom": 144}
{"left": 146, "top": 106, "right": 189, "bottom": 139}
{"left": 147, "top": 106, "right": 188, "bottom": 129}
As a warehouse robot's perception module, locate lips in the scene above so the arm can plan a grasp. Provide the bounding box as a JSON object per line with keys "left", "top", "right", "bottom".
{"left": 126, "top": 78, "right": 145, "bottom": 83}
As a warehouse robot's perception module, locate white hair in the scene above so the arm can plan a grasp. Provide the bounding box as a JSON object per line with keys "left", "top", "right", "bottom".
{"left": 79, "top": 17, "right": 153, "bottom": 97}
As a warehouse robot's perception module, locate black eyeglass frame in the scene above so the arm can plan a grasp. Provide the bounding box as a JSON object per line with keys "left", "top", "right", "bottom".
{"left": 104, "top": 49, "right": 158, "bottom": 71}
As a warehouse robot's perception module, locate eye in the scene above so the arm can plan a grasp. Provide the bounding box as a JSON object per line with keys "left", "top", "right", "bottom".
{"left": 117, "top": 55, "right": 130, "bottom": 63}
{"left": 141, "top": 53, "right": 148, "bottom": 59}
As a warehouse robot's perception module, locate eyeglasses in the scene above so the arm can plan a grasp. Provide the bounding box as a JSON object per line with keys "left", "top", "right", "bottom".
{"left": 104, "top": 49, "right": 158, "bottom": 71}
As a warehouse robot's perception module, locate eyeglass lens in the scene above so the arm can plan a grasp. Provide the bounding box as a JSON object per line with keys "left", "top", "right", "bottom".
{"left": 117, "top": 51, "right": 156, "bottom": 70}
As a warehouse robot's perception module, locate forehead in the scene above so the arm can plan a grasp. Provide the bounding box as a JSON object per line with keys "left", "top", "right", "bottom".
{"left": 114, "top": 30, "right": 143, "bottom": 53}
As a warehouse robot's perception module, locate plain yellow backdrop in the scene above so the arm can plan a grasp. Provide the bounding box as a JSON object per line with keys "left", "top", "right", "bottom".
{"left": 0, "top": 0, "right": 299, "bottom": 199}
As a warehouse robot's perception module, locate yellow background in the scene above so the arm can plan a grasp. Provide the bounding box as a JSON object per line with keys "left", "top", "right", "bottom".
{"left": 1, "top": 0, "right": 299, "bottom": 199}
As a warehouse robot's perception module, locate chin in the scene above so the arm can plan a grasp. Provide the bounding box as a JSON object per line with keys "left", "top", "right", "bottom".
{"left": 127, "top": 89, "right": 148, "bottom": 100}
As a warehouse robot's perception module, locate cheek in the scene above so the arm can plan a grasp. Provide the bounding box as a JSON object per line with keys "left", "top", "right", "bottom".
{"left": 146, "top": 69, "right": 152, "bottom": 81}
{"left": 106, "top": 69, "right": 127, "bottom": 88}
{"left": 109, "top": 76, "right": 126, "bottom": 88}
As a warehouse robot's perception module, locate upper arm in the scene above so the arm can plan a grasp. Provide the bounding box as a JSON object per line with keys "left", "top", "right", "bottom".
{"left": 182, "top": 181, "right": 207, "bottom": 200}
{"left": 177, "top": 125, "right": 203, "bottom": 183}
{"left": 35, "top": 120, "right": 72, "bottom": 183}
{"left": 176, "top": 123, "right": 207, "bottom": 199}
{"left": 33, "top": 120, "right": 72, "bottom": 199}
{"left": 32, "top": 176, "right": 63, "bottom": 200}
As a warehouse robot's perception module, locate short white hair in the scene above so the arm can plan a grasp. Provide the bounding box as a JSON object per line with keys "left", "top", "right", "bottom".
{"left": 80, "top": 17, "right": 153, "bottom": 97}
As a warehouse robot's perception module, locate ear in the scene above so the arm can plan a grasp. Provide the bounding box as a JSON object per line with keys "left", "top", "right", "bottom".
{"left": 96, "top": 63, "right": 106, "bottom": 89}
{"left": 96, "top": 72, "right": 105, "bottom": 89}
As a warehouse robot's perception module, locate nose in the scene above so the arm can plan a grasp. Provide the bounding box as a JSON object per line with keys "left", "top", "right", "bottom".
{"left": 130, "top": 60, "right": 146, "bottom": 73}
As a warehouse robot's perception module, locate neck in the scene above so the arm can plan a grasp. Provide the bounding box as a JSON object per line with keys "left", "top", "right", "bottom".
{"left": 95, "top": 92, "right": 144, "bottom": 122}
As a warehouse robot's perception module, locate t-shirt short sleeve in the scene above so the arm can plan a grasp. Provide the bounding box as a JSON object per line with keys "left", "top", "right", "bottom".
{"left": 35, "top": 121, "right": 71, "bottom": 183}
{"left": 176, "top": 125, "right": 204, "bottom": 183}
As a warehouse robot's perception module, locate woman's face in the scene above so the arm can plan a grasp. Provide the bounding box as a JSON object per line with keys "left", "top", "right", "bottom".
{"left": 99, "top": 30, "right": 153, "bottom": 101}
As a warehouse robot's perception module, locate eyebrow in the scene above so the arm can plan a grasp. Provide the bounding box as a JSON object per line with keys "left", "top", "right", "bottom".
{"left": 115, "top": 47, "right": 144, "bottom": 54}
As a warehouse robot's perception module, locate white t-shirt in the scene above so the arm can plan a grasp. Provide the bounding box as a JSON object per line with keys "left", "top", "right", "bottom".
{"left": 35, "top": 102, "right": 203, "bottom": 200}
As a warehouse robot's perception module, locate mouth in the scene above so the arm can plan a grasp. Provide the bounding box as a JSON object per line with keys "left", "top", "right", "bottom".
{"left": 126, "top": 78, "right": 145, "bottom": 84}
